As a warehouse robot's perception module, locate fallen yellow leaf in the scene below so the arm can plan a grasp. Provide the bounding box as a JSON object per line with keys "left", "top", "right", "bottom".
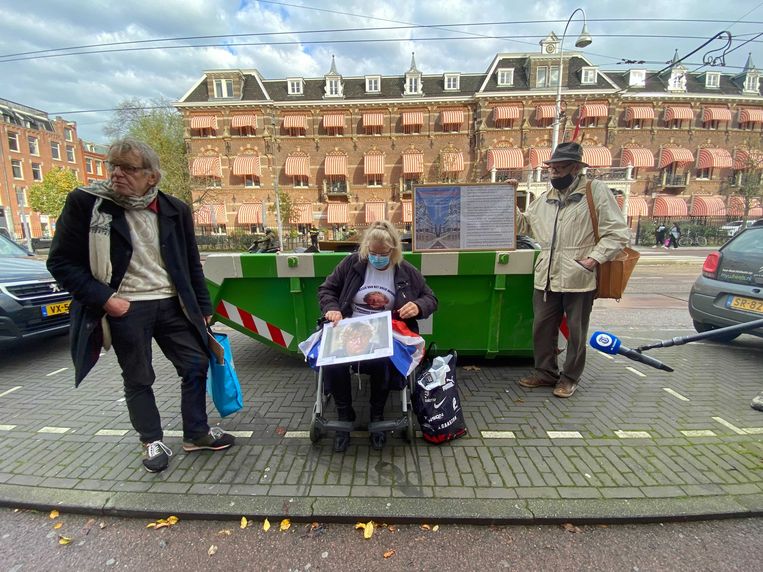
{"left": 355, "top": 522, "right": 366, "bottom": 530}
{"left": 363, "top": 521, "right": 374, "bottom": 539}
{"left": 432, "top": 525, "right": 440, "bottom": 532}
{"left": 383, "top": 549, "right": 396, "bottom": 559}
{"left": 263, "top": 518, "right": 271, "bottom": 532}
{"left": 58, "top": 535, "right": 72, "bottom": 545}
{"left": 53, "top": 522, "right": 63, "bottom": 530}
{"left": 49, "top": 510, "right": 59, "bottom": 520}
{"left": 154, "top": 521, "right": 170, "bottom": 530}
{"left": 167, "top": 516, "right": 179, "bottom": 525}
{"left": 208, "top": 545, "right": 218, "bottom": 556}
{"left": 146, "top": 522, "right": 157, "bottom": 529}
{"left": 240, "top": 516, "right": 248, "bottom": 529}
{"left": 280, "top": 519, "right": 291, "bottom": 531}
{"left": 387, "top": 525, "right": 397, "bottom": 533}
{"left": 420, "top": 524, "right": 431, "bottom": 530}
{"left": 562, "top": 523, "right": 582, "bottom": 534}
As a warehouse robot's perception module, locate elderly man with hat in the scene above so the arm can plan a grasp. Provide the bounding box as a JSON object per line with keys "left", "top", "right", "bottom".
{"left": 515, "top": 142, "right": 629, "bottom": 398}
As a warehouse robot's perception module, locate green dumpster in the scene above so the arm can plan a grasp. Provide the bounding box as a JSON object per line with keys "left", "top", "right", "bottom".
{"left": 204, "top": 250, "right": 537, "bottom": 358}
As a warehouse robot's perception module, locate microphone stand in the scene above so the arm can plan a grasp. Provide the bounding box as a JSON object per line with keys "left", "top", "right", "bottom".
{"left": 635, "top": 318, "right": 763, "bottom": 353}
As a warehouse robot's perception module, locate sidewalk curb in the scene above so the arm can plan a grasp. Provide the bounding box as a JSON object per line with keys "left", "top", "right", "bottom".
{"left": 2, "top": 485, "right": 761, "bottom": 525}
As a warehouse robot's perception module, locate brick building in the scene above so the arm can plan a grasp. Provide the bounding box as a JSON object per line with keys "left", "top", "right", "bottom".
{"left": 0, "top": 98, "right": 107, "bottom": 241}
{"left": 174, "top": 33, "right": 763, "bottom": 234}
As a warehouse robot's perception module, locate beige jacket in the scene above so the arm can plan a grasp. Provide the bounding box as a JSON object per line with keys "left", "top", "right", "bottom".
{"left": 516, "top": 175, "right": 629, "bottom": 292}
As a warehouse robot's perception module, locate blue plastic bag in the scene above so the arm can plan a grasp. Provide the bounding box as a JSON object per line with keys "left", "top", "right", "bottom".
{"left": 206, "top": 331, "right": 243, "bottom": 417}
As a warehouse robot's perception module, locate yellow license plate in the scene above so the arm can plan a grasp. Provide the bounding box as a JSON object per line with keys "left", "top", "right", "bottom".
{"left": 42, "top": 300, "right": 71, "bottom": 317}
{"left": 727, "top": 296, "right": 763, "bottom": 315}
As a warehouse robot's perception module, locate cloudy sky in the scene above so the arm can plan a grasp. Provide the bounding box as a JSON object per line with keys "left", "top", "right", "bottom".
{"left": 1, "top": 0, "right": 761, "bottom": 141}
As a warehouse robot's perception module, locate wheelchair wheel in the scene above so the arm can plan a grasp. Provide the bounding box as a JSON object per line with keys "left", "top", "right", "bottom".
{"left": 309, "top": 417, "right": 323, "bottom": 443}
{"left": 404, "top": 407, "right": 415, "bottom": 443}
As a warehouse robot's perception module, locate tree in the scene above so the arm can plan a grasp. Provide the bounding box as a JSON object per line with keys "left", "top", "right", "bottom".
{"left": 735, "top": 152, "right": 763, "bottom": 222}
{"left": 28, "top": 167, "right": 81, "bottom": 218}
{"left": 269, "top": 189, "right": 293, "bottom": 234}
{"left": 104, "top": 98, "right": 192, "bottom": 203}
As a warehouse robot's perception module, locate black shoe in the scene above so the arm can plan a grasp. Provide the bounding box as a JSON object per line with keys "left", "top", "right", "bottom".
{"left": 143, "top": 440, "right": 172, "bottom": 473}
{"left": 334, "top": 431, "right": 350, "bottom": 453}
{"left": 182, "top": 427, "right": 235, "bottom": 452}
{"left": 370, "top": 431, "right": 387, "bottom": 450}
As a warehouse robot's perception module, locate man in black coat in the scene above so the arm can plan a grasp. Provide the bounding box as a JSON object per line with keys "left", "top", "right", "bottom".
{"left": 47, "top": 138, "right": 234, "bottom": 473}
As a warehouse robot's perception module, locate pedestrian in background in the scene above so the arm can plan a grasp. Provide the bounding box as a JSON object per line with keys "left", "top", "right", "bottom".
{"left": 668, "top": 223, "right": 681, "bottom": 249}
{"left": 47, "top": 138, "right": 235, "bottom": 473}
{"left": 654, "top": 223, "right": 667, "bottom": 248}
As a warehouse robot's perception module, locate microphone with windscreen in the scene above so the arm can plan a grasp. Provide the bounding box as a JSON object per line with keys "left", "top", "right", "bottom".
{"left": 589, "top": 331, "right": 674, "bottom": 372}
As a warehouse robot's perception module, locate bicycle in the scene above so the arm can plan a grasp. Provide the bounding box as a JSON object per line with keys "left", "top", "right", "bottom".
{"left": 678, "top": 231, "right": 708, "bottom": 247}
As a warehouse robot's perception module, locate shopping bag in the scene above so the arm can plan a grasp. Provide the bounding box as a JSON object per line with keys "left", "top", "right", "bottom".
{"left": 411, "top": 350, "right": 467, "bottom": 444}
{"left": 206, "top": 330, "right": 243, "bottom": 417}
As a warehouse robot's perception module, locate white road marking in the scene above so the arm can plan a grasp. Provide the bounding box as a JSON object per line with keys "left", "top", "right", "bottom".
{"left": 599, "top": 354, "right": 614, "bottom": 360}
{"left": 284, "top": 430, "right": 310, "bottom": 438}
{"left": 38, "top": 427, "right": 70, "bottom": 434}
{"left": 95, "top": 429, "right": 128, "bottom": 437}
{"left": 615, "top": 430, "right": 651, "bottom": 439}
{"left": 116, "top": 397, "right": 126, "bottom": 403}
{"left": 626, "top": 367, "right": 646, "bottom": 377}
{"left": 712, "top": 417, "right": 746, "bottom": 435}
{"left": 481, "top": 431, "right": 516, "bottom": 439}
{"left": 228, "top": 430, "right": 253, "bottom": 438}
{"left": 0, "top": 425, "right": 16, "bottom": 431}
{"left": 0, "top": 386, "right": 21, "bottom": 398}
{"left": 547, "top": 431, "right": 583, "bottom": 439}
{"left": 681, "top": 430, "right": 716, "bottom": 437}
{"left": 164, "top": 430, "right": 183, "bottom": 437}
{"left": 45, "top": 368, "right": 68, "bottom": 377}
{"left": 743, "top": 427, "right": 763, "bottom": 435}
{"left": 663, "top": 388, "right": 690, "bottom": 401}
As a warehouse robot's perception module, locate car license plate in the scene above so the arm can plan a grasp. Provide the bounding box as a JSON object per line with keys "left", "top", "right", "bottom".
{"left": 41, "top": 300, "right": 71, "bottom": 317}
{"left": 726, "top": 296, "right": 763, "bottom": 315}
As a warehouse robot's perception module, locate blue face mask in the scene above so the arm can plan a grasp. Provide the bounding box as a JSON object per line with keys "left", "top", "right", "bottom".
{"left": 368, "top": 254, "right": 390, "bottom": 269}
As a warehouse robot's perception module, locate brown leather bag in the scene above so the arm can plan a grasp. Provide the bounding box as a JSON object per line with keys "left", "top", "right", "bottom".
{"left": 585, "top": 182, "right": 640, "bottom": 300}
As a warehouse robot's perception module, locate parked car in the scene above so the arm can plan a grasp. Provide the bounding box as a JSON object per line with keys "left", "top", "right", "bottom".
{"left": 0, "top": 233, "right": 71, "bottom": 346}
{"left": 719, "top": 219, "right": 758, "bottom": 237}
{"left": 688, "top": 225, "right": 763, "bottom": 341}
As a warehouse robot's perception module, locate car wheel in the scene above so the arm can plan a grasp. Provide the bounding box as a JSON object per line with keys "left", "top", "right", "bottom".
{"left": 692, "top": 320, "right": 741, "bottom": 342}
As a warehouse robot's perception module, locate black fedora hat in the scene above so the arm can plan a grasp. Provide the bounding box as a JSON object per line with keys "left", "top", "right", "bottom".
{"left": 544, "top": 142, "right": 588, "bottom": 167}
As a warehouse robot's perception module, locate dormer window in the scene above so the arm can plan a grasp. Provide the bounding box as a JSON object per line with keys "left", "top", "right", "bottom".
{"left": 365, "top": 75, "right": 381, "bottom": 93}
{"left": 213, "top": 79, "right": 233, "bottom": 98}
{"left": 444, "top": 73, "right": 460, "bottom": 91}
{"left": 287, "top": 78, "right": 304, "bottom": 95}
{"left": 668, "top": 68, "right": 687, "bottom": 91}
{"left": 581, "top": 67, "right": 597, "bottom": 85}
{"left": 705, "top": 72, "right": 720, "bottom": 89}
{"left": 497, "top": 68, "right": 514, "bottom": 86}
{"left": 628, "top": 70, "right": 646, "bottom": 88}
{"left": 744, "top": 73, "right": 760, "bottom": 93}
{"left": 536, "top": 66, "right": 559, "bottom": 88}
{"left": 405, "top": 75, "right": 421, "bottom": 95}
{"left": 326, "top": 78, "right": 342, "bottom": 97}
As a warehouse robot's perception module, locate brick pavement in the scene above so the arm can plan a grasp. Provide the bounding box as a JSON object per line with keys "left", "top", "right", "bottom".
{"left": 0, "top": 325, "right": 761, "bottom": 523}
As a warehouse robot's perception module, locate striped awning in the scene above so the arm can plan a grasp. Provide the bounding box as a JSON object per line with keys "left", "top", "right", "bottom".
{"left": 231, "top": 114, "right": 257, "bottom": 128}
{"left": 582, "top": 146, "right": 612, "bottom": 168}
{"left": 658, "top": 148, "right": 695, "bottom": 168}
{"left": 290, "top": 202, "right": 312, "bottom": 224}
{"left": 732, "top": 149, "right": 763, "bottom": 170}
{"left": 402, "top": 200, "right": 413, "bottom": 223}
{"left": 365, "top": 201, "right": 386, "bottom": 224}
{"left": 364, "top": 153, "right": 385, "bottom": 176}
{"left": 535, "top": 104, "right": 556, "bottom": 119}
{"left": 627, "top": 196, "right": 649, "bottom": 217}
{"left": 232, "top": 155, "right": 261, "bottom": 177}
{"left": 237, "top": 203, "right": 263, "bottom": 225}
{"left": 652, "top": 196, "right": 688, "bottom": 217}
{"left": 284, "top": 155, "right": 310, "bottom": 177}
{"left": 697, "top": 148, "right": 732, "bottom": 170}
{"left": 739, "top": 108, "right": 763, "bottom": 123}
{"left": 363, "top": 112, "right": 384, "bottom": 127}
{"left": 486, "top": 148, "right": 524, "bottom": 170}
{"left": 579, "top": 104, "right": 608, "bottom": 119}
{"left": 440, "top": 151, "right": 464, "bottom": 173}
{"left": 283, "top": 114, "right": 306, "bottom": 129}
{"left": 702, "top": 107, "right": 732, "bottom": 122}
{"left": 190, "top": 115, "right": 218, "bottom": 129}
{"left": 327, "top": 202, "right": 349, "bottom": 224}
{"left": 441, "top": 109, "right": 465, "bottom": 125}
{"left": 529, "top": 147, "right": 552, "bottom": 168}
{"left": 620, "top": 148, "right": 655, "bottom": 168}
{"left": 664, "top": 106, "right": 694, "bottom": 122}
{"left": 402, "top": 152, "right": 424, "bottom": 175}
{"left": 493, "top": 105, "right": 521, "bottom": 120}
{"left": 323, "top": 113, "right": 345, "bottom": 128}
{"left": 194, "top": 204, "right": 226, "bottom": 225}
{"left": 728, "top": 196, "right": 763, "bottom": 217}
{"left": 191, "top": 156, "right": 222, "bottom": 177}
{"left": 324, "top": 155, "right": 347, "bottom": 176}
{"left": 402, "top": 111, "right": 424, "bottom": 126}
{"left": 624, "top": 106, "right": 655, "bottom": 121}
{"left": 616, "top": 195, "right": 624, "bottom": 209}
{"left": 690, "top": 196, "right": 727, "bottom": 217}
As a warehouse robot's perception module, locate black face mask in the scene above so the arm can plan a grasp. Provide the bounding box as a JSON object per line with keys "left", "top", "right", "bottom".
{"left": 550, "top": 173, "right": 575, "bottom": 190}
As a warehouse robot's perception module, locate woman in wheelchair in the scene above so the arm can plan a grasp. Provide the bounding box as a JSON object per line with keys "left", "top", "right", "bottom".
{"left": 318, "top": 221, "right": 437, "bottom": 452}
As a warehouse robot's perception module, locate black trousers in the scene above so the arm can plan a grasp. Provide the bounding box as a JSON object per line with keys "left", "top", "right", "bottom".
{"left": 323, "top": 358, "right": 393, "bottom": 422}
{"left": 107, "top": 297, "right": 209, "bottom": 443}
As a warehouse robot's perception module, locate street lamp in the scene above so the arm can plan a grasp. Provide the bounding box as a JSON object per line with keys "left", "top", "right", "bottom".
{"left": 551, "top": 8, "right": 593, "bottom": 152}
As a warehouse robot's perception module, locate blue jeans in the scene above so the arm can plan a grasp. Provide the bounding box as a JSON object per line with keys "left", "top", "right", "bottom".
{"left": 107, "top": 297, "right": 209, "bottom": 443}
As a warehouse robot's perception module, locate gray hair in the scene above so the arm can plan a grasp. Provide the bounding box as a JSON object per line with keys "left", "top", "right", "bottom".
{"left": 108, "top": 137, "right": 162, "bottom": 183}
{"left": 359, "top": 220, "right": 403, "bottom": 266}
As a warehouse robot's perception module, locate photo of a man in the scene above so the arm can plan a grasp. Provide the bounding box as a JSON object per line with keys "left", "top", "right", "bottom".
{"left": 316, "top": 312, "right": 393, "bottom": 366}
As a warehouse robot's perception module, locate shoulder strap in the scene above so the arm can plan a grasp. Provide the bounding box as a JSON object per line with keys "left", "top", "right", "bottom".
{"left": 584, "top": 181, "right": 600, "bottom": 243}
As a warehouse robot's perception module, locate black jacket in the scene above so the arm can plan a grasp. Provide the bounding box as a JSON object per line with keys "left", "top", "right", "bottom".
{"left": 47, "top": 189, "right": 211, "bottom": 385}
{"left": 317, "top": 253, "right": 437, "bottom": 333}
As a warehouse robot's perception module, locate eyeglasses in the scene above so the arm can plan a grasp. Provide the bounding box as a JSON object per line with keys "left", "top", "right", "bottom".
{"left": 548, "top": 162, "right": 575, "bottom": 171}
{"left": 106, "top": 161, "right": 146, "bottom": 175}
{"left": 369, "top": 249, "right": 392, "bottom": 257}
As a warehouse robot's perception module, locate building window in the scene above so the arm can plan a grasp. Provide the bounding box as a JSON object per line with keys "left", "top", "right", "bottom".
{"left": 581, "top": 67, "right": 597, "bottom": 85}
{"left": 213, "top": 79, "right": 234, "bottom": 98}
{"left": 696, "top": 167, "right": 711, "bottom": 180}
{"left": 64, "top": 128, "right": 73, "bottom": 141}
{"left": 326, "top": 79, "right": 341, "bottom": 96}
{"left": 367, "top": 174, "right": 382, "bottom": 187}
{"left": 11, "top": 159, "right": 23, "bottom": 179}
{"left": 96, "top": 160, "right": 103, "bottom": 175}
{"left": 51, "top": 142, "right": 61, "bottom": 160}
{"left": 403, "top": 177, "right": 419, "bottom": 192}
{"left": 668, "top": 70, "right": 686, "bottom": 91}
{"left": 628, "top": 70, "right": 646, "bottom": 88}
{"left": 293, "top": 176, "right": 308, "bottom": 188}
{"left": 27, "top": 136, "right": 39, "bottom": 156}
{"left": 327, "top": 177, "right": 347, "bottom": 194}
{"left": 496, "top": 68, "right": 514, "bottom": 86}
{"left": 86, "top": 158, "right": 93, "bottom": 173}
{"left": 744, "top": 74, "right": 760, "bottom": 93}
{"left": 7, "top": 132, "right": 19, "bottom": 152}
{"left": 31, "top": 163, "right": 42, "bottom": 181}
{"left": 581, "top": 117, "right": 599, "bottom": 128}
{"left": 287, "top": 79, "right": 303, "bottom": 95}
{"left": 705, "top": 72, "right": 720, "bottom": 88}
{"left": 243, "top": 175, "right": 259, "bottom": 188}
{"left": 405, "top": 75, "right": 421, "bottom": 95}
{"left": 365, "top": 76, "right": 380, "bottom": 93}
{"left": 444, "top": 73, "right": 460, "bottom": 91}
{"left": 536, "top": 66, "right": 559, "bottom": 88}
{"left": 704, "top": 120, "right": 719, "bottom": 130}
{"left": 629, "top": 119, "right": 644, "bottom": 129}
{"left": 66, "top": 145, "right": 75, "bottom": 162}
{"left": 668, "top": 119, "right": 683, "bottom": 129}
